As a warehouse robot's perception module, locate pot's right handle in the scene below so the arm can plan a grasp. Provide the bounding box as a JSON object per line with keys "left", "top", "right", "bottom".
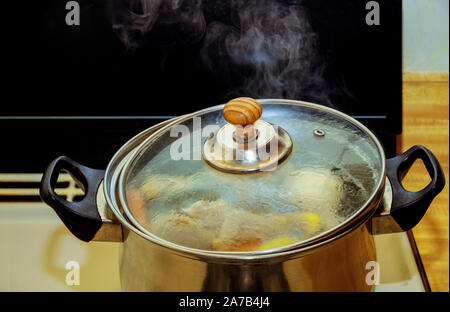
{"left": 40, "top": 156, "right": 106, "bottom": 242}
{"left": 385, "top": 145, "right": 445, "bottom": 231}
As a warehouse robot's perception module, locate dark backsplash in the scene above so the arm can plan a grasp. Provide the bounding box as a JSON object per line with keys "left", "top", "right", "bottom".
{"left": 0, "top": 0, "right": 402, "bottom": 171}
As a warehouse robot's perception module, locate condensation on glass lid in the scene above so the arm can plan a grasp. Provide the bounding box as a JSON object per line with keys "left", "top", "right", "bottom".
{"left": 125, "top": 160, "right": 378, "bottom": 251}
{"left": 123, "top": 103, "right": 383, "bottom": 252}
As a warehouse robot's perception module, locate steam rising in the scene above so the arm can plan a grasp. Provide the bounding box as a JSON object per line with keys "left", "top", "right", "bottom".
{"left": 107, "top": 0, "right": 206, "bottom": 48}
{"left": 107, "top": 0, "right": 331, "bottom": 104}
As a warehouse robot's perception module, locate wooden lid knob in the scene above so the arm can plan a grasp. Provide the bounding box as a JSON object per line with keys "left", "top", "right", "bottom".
{"left": 223, "top": 97, "right": 262, "bottom": 126}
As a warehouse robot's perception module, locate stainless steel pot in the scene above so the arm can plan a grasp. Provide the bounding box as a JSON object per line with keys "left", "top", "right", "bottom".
{"left": 40, "top": 99, "right": 445, "bottom": 291}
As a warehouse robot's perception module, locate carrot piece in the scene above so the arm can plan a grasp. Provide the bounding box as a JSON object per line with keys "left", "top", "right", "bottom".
{"left": 127, "top": 188, "right": 146, "bottom": 225}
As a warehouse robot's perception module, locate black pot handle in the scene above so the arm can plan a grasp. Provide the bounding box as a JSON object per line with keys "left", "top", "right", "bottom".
{"left": 386, "top": 145, "right": 445, "bottom": 231}
{"left": 40, "top": 156, "right": 105, "bottom": 242}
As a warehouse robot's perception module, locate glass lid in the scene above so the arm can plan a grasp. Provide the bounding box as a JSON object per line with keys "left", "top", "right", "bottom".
{"left": 121, "top": 99, "right": 384, "bottom": 253}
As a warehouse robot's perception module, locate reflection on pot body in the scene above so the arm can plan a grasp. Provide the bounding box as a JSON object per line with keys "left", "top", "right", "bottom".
{"left": 120, "top": 224, "right": 375, "bottom": 291}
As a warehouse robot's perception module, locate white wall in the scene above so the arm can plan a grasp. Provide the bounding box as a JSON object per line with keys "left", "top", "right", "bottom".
{"left": 403, "top": 0, "right": 449, "bottom": 73}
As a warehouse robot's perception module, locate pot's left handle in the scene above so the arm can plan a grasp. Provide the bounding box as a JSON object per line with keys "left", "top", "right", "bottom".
{"left": 40, "top": 156, "right": 117, "bottom": 242}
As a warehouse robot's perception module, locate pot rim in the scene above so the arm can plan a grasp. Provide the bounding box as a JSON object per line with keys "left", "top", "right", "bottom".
{"left": 105, "top": 99, "right": 386, "bottom": 259}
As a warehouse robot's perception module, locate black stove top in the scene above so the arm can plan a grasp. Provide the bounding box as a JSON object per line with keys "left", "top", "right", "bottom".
{"left": 0, "top": 0, "right": 402, "bottom": 172}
